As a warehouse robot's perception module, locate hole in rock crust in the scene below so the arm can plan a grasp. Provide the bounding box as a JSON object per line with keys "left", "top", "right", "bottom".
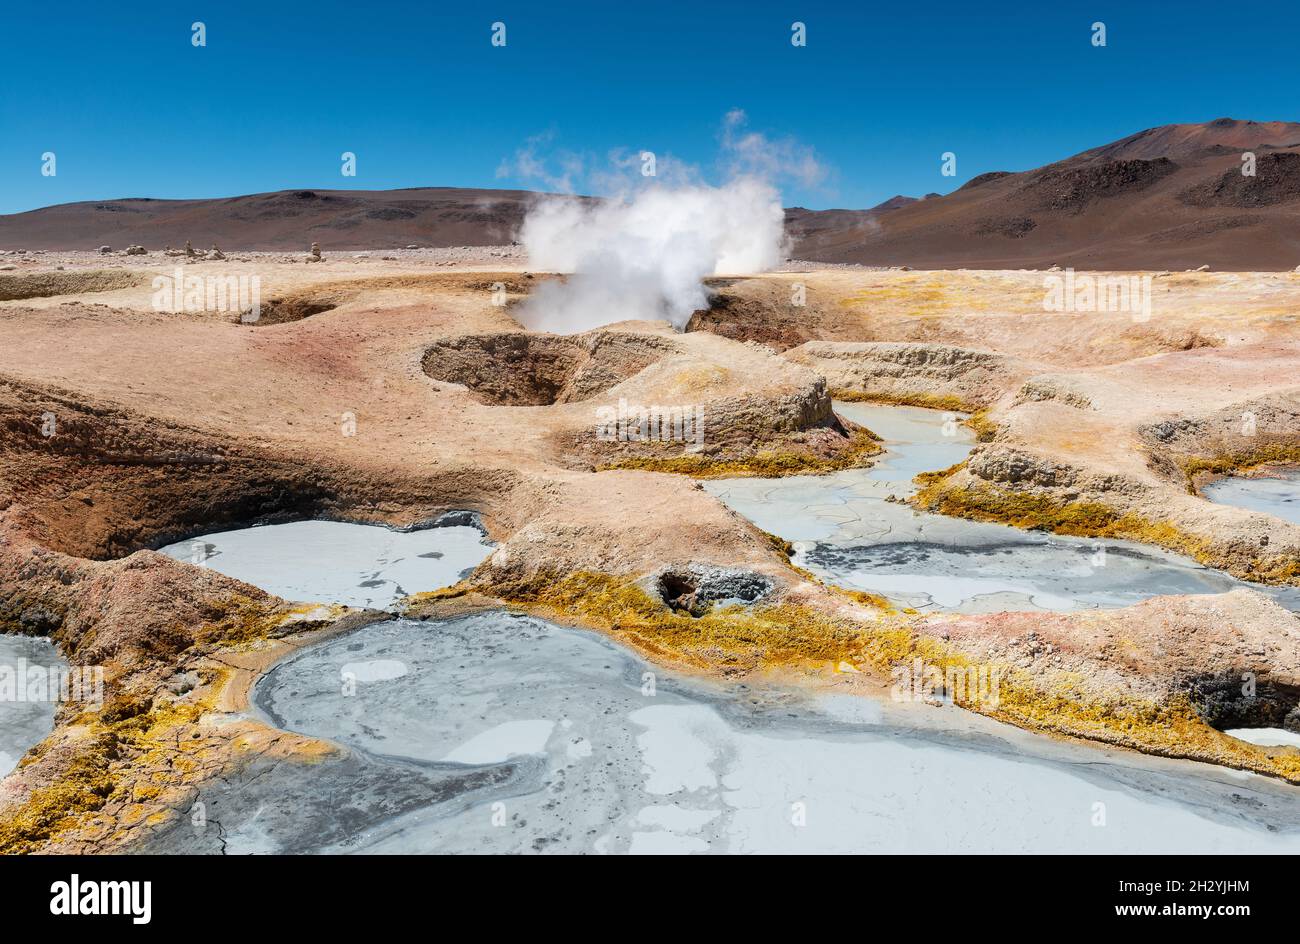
{"left": 422, "top": 331, "right": 679, "bottom": 406}
{"left": 655, "top": 565, "right": 772, "bottom": 617}
{"left": 1186, "top": 672, "right": 1300, "bottom": 733}
{"left": 243, "top": 296, "right": 339, "bottom": 325}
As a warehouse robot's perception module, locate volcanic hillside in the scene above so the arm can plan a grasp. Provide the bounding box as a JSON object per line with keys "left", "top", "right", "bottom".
{"left": 787, "top": 118, "right": 1300, "bottom": 270}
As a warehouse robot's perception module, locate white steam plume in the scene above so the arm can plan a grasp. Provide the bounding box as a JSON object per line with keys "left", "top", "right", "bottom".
{"left": 517, "top": 178, "right": 786, "bottom": 333}
{"left": 510, "top": 111, "right": 823, "bottom": 334}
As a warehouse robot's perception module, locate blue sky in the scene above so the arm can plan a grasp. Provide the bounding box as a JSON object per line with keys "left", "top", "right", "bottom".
{"left": 1, "top": 0, "right": 1297, "bottom": 214}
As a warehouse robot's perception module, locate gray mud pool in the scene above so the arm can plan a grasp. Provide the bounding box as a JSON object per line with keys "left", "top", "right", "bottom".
{"left": 706, "top": 403, "right": 1300, "bottom": 614}
{"left": 159, "top": 519, "right": 492, "bottom": 608}
{"left": 0, "top": 635, "right": 64, "bottom": 776}
{"left": 1204, "top": 469, "right": 1300, "bottom": 526}
{"left": 1, "top": 521, "right": 487, "bottom": 785}
{"left": 138, "top": 611, "right": 1300, "bottom": 854}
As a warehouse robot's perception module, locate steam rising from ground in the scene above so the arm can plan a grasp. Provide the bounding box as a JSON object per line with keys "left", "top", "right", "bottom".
{"left": 509, "top": 111, "right": 822, "bottom": 334}
{"left": 517, "top": 178, "right": 785, "bottom": 333}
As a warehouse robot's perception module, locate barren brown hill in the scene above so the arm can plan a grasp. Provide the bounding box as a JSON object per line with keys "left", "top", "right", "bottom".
{"left": 788, "top": 118, "right": 1300, "bottom": 270}
{"left": 0, "top": 187, "right": 553, "bottom": 252}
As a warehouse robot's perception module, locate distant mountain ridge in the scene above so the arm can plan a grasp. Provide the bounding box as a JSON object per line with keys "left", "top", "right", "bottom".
{"left": 5, "top": 119, "right": 1300, "bottom": 268}
{"left": 0, "top": 188, "right": 547, "bottom": 252}
{"left": 786, "top": 118, "right": 1300, "bottom": 270}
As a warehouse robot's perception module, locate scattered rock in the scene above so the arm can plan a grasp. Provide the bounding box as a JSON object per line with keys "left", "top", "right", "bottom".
{"left": 165, "top": 671, "right": 200, "bottom": 696}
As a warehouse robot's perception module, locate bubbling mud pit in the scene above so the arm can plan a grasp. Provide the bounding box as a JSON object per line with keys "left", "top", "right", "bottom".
{"left": 138, "top": 611, "right": 1300, "bottom": 854}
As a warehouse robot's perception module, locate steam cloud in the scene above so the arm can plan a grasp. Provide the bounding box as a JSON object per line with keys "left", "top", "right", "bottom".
{"left": 517, "top": 178, "right": 785, "bottom": 333}
{"left": 510, "top": 112, "right": 823, "bottom": 334}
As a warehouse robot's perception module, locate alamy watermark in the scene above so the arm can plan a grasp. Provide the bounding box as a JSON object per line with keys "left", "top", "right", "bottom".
{"left": 1043, "top": 268, "right": 1152, "bottom": 322}
{"left": 152, "top": 268, "right": 262, "bottom": 322}
{"left": 50, "top": 874, "right": 151, "bottom": 924}
{"left": 890, "top": 657, "right": 1003, "bottom": 708}
{"left": 595, "top": 398, "right": 705, "bottom": 448}
{"left": 0, "top": 660, "right": 104, "bottom": 705}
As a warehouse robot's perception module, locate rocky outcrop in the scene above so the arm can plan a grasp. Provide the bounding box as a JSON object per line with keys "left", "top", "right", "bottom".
{"left": 1139, "top": 394, "right": 1300, "bottom": 490}
{"left": 1181, "top": 152, "right": 1300, "bottom": 208}
{"left": 916, "top": 445, "right": 1300, "bottom": 584}
{"left": 965, "top": 446, "right": 1081, "bottom": 489}
{"left": 783, "top": 341, "right": 1026, "bottom": 409}
{"left": 1012, "top": 376, "right": 1094, "bottom": 411}
{"left": 1023, "top": 157, "right": 1179, "bottom": 213}
{"left": 0, "top": 269, "right": 142, "bottom": 302}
